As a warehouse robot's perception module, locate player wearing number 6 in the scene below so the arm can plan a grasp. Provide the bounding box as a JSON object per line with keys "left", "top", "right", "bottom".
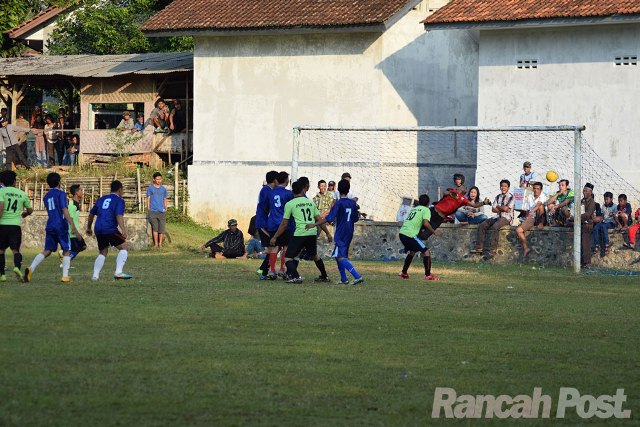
{"left": 25, "top": 173, "right": 82, "bottom": 283}
{"left": 0, "top": 171, "right": 33, "bottom": 282}
{"left": 399, "top": 194, "right": 442, "bottom": 281}
{"left": 271, "top": 180, "right": 332, "bottom": 283}
{"left": 86, "top": 180, "right": 132, "bottom": 280}
{"left": 309, "top": 179, "right": 363, "bottom": 285}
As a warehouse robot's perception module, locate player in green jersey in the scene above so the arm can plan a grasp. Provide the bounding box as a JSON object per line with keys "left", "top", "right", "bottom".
{"left": 270, "top": 180, "right": 332, "bottom": 283}
{"left": 0, "top": 171, "right": 33, "bottom": 282}
{"left": 398, "top": 194, "right": 442, "bottom": 281}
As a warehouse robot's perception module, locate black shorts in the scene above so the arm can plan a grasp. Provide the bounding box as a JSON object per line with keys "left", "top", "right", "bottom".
{"left": 269, "top": 229, "right": 290, "bottom": 248}
{"left": 96, "top": 232, "right": 126, "bottom": 251}
{"left": 418, "top": 207, "right": 445, "bottom": 240}
{"left": 258, "top": 228, "right": 272, "bottom": 247}
{"left": 0, "top": 225, "right": 21, "bottom": 251}
{"left": 71, "top": 237, "right": 87, "bottom": 253}
{"left": 399, "top": 233, "right": 428, "bottom": 254}
{"left": 286, "top": 235, "right": 318, "bottom": 259}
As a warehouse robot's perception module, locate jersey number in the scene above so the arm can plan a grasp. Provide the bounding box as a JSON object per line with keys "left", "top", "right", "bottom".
{"left": 407, "top": 211, "right": 417, "bottom": 221}
{"left": 345, "top": 208, "right": 352, "bottom": 222}
{"left": 47, "top": 198, "right": 55, "bottom": 211}
{"left": 5, "top": 198, "right": 18, "bottom": 213}
{"left": 274, "top": 195, "right": 281, "bottom": 207}
{"left": 102, "top": 199, "right": 111, "bottom": 209}
{"left": 302, "top": 208, "right": 312, "bottom": 222}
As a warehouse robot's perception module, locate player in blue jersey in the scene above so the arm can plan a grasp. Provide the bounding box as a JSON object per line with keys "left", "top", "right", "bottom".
{"left": 25, "top": 173, "right": 82, "bottom": 283}
{"left": 255, "top": 170, "right": 278, "bottom": 277}
{"left": 86, "top": 180, "right": 132, "bottom": 280}
{"left": 310, "top": 179, "right": 363, "bottom": 285}
{"left": 263, "top": 171, "right": 293, "bottom": 280}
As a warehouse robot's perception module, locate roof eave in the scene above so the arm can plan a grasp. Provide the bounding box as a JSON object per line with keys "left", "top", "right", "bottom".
{"left": 424, "top": 14, "right": 640, "bottom": 31}
{"left": 4, "top": 7, "right": 66, "bottom": 39}
{"left": 143, "top": 23, "right": 388, "bottom": 37}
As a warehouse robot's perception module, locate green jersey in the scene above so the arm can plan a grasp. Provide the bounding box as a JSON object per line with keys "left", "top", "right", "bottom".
{"left": 399, "top": 205, "right": 431, "bottom": 238}
{"left": 555, "top": 189, "right": 575, "bottom": 204}
{"left": 283, "top": 196, "right": 320, "bottom": 237}
{"left": 68, "top": 200, "right": 80, "bottom": 238}
{"left": 0, "top": 186, "right": 31, "bottom": 226}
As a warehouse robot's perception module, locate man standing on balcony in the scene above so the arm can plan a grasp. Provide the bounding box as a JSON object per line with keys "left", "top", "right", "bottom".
{"left": 146, "top": 172, "right": 168, "bottom": 249}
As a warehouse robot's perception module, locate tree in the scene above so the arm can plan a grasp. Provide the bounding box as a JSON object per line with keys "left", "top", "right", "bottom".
{"left": 48, "top": 0, "right": 193, "bottom": 55}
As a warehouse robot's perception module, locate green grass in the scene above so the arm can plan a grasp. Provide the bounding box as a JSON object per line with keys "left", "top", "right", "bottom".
{"left": 1, "top": 225, "right": 639, "bottom": 426}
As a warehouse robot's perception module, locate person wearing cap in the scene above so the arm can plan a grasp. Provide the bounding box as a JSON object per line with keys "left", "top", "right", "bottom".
{"left": 341, "top": 172, "right": 358, "bottom": 202}
{"left": 580, "top": 183, "right": 597, "bottom": 267}
{"left": 200, "top": 219, "right": 246, "bottom": 259}
{"left": 519, "top": 161, "right": 537, "bottom": 188}
{"left": 0, "top": 117, "right": 31, "bottom": 170}
{"left": 327, "top": 180, "right": 339, "bottom": 200}
{"left": 117, "top": 111, "right": 135, "bottom": 130}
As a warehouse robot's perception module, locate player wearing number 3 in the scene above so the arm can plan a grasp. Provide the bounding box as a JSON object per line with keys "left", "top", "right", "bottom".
{"left": 0, "top": 171, "right": 33, "bottom": 282}
{"left": 86, "top": 180, "right": 132, "bottom": 280}
{"left": 25, "top": 173, "right": 82, "bottom": 283}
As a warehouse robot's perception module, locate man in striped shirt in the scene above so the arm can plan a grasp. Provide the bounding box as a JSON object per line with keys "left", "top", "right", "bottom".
{"left": 472, "top": 180, "right": 514, "bottom": 260}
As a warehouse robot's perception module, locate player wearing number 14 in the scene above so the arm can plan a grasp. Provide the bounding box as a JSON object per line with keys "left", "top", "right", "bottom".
{"left": 0, "top": 170, "right": 33, "bottom": 282}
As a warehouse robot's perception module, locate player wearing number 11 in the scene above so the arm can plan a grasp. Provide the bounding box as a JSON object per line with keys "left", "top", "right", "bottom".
{"left": 0, "top": 170, "right": 33, "bottom": 282}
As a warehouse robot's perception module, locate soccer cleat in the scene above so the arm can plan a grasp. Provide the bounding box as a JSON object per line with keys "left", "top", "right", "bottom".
{"left": 256, "top": 268, "right": 263, "bottom": 276}
{"left": 267, "top": 272, "right": 278, "bottom": 280}
{"left": 0, "top": 274, "right": 6, "bottom": 282}
{"left": 286, "top": 276, "right": 304, "bottom": 284}
{"left": 314, "top": 276, "right": 331, "bottom": 283}
{"left": 13, "top": 267, "right": 24, "bottom": 282}
{"left": 399, "top": 272, "right": 409, "bottom": 279}
{"left": 276, "top": 269, "right": 287, "bottom": 279}
{"left": 60, "top": 276, "right": 73, "bottom": 283}
{"left": 424, "top": 274, "right": 440, "bottom": 281}
{"left": 336, "top": 280, "right": 350, "bottom": 285}
{"left": 24, "top": 268, "right": 32, "bottom": 283}
{"left": 92, "top": 276, "right": 99, "bottom": 282}
{"left": 351, "top": 277, "right": 365, "bottom": 285}
{"left": 114, "top": 273, "right": 133, "bottom": 280}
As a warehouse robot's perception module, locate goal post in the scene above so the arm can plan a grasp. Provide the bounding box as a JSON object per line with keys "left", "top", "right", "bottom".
{"left": 292, "top": 125, "right": 639, "bottom": 273}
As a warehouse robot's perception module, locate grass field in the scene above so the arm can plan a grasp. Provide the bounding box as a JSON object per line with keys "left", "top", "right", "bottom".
{"left": 1, "top": 224, "right": 639, "bottom": 426}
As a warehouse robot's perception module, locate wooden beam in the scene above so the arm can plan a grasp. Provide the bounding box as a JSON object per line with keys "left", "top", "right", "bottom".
{"left": 156, "top": 77, "right": 169, "bottom": 97}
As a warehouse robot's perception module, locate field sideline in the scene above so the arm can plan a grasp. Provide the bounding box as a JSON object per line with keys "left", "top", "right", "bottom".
{"left": 1, "top": 230, "right": 639, "bottom": 426}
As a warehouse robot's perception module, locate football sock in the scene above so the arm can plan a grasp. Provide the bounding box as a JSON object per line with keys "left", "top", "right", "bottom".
{"left": 269, "top": 253, "right": 277, "bottom": 272}
{"left": 62, "top": 256, "right": 71, "bottom": 278}
{"left": 115, "top": 250, "right": 128, "bottom": 275}
{"left": 294, "top": 259, "right": 299, "bottom": 269}
{"left": 280, "top": 252, "right": 286, "bottom": 270}
{"left": 285, "top": 260, "right": 299, "bottom": 278}
{"left": 258, "top": 257, "right": 269, "bottom": 274}
{"left": 402, "top": 253, "right": 413, "bottom": 274}
{"left": 14, "top": 253, "right": 22, "bottom": 270}
{"left": 337, "top": 260, "right": 347, "bottom": 282}
{"left": 314, "top": 259, "right": 328, "bottom": 278}
{"left": 70, "top": 251, "right": 78, "bottom": 261}
{"left": 93, "top": 254, "right": 106, "bottom": 278}
{"left": 424, "top": 255, "right": 431, "bottom": 276}
{"left": 340, "top": 259, "right": 361, "bottom": 279}
{"left": 0, "top": 253, "right": 5, "bottom": 274}
{"left": 29, "top": 253, "right": 46, "bottom": 272}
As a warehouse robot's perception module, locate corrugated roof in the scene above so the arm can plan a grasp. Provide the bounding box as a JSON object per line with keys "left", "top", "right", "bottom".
{"left": 423, "top": 0, "right": 640, "bottom": 26}
{"left": 140, "top": 0, "right": 418, "bottom": 33}
{"left": 0, "top": 52, "right": 193, "bottom": 78}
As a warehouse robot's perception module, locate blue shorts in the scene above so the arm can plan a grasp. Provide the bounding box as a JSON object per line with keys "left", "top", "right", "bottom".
{"left": 332, "top": 243, "right": 350, "bottom": 259}
{"left": 44, "top": 228, "right": 71, "bottom": 252}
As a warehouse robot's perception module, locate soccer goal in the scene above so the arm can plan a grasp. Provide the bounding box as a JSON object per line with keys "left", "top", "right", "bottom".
{"left": 292, "top": 125, "right": 640, "bottom": 273}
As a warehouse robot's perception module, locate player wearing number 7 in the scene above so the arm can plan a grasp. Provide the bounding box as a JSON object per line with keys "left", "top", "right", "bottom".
{"left": 308, "top": 179, "right": 363, "bottom": 285}
{"left": 25, "top": 173, "right": 82, "bottom": 283}
{"left": 86, "top": 180, "right": 132, "bottom": 280}
{"left": 0, "top": 170, "right": 33, "bottom": 282}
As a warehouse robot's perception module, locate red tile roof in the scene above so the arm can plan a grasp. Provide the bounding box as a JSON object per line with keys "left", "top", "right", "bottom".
{"left": 3, "top": 6, "right": 67, "bottom": 39}
{"left": 141, "top": 0, "right": 417, "bottom": 33}
{"left": 423, "top": 0, "right": 640, "bottom": 25}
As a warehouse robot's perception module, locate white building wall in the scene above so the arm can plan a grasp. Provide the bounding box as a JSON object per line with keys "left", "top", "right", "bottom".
{"left": 478, "top": 24, "right": 640, "bottom": 193}
{"left": 190, "top": 6, "right": 478, "bottom": 228}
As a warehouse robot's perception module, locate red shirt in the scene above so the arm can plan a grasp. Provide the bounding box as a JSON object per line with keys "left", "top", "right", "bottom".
{"left": 435, "top": 189, "right": 469, "bottom": 216}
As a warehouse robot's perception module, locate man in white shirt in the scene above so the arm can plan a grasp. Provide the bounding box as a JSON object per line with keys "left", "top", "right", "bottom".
{"left": 472, "top": 179, "right": 514, "bottom": 260}
{"left": 515, "top": 182, "right": 547, "bottom": 257}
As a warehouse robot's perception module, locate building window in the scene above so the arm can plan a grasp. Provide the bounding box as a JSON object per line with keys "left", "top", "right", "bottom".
{"left": 614, "top": 56, "right": 637, "bottom": 66}
{"left": 517, "top": 60, "right": 538, "bottom": 69}
{"left": 89, "top": 103, "right": 145, "bottom": 130}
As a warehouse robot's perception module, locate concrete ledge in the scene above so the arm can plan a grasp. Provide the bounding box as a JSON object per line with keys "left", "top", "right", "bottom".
{"left": 21, "top": 212, "right": 150, "bottom": 251}
{"left": 317, "top": 221, "right": 640, "bottom": 270}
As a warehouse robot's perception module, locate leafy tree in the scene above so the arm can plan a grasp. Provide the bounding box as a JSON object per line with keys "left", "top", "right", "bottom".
{"left": 0, "top": 0, "right": 63, "bottom": 57}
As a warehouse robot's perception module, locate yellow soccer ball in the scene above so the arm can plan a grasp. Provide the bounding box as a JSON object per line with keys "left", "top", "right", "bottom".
{"left": 546, "top": 170, "right": 559, "bottom": 183}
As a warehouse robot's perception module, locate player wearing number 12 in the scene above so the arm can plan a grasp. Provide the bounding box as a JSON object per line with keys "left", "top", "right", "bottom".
{"left": 0, "top": 170, "right": 33, "bottom": 282}
{"left": 399, "top": 194, "right": 442, "bottom": 281}
{"left": 87, "top": 180, "right": 132, "bottom": 280}
{"left": 271, "top": 180, "right": 332, "bottom": 283}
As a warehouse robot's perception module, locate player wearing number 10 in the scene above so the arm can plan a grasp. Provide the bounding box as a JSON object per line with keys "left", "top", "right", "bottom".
{"left": 0, "top": 170, "right": 33, "bottom": 282}
{"left": 87, "top": 180, "right": 132, "bottom": 280}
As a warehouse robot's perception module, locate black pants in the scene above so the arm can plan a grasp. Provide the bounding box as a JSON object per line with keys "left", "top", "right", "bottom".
{"left": 209, "top": 243, "right": 243, "bottom": 259}
{"left": 5, "top": 144, "right": 29, "bottom": 169}
{"left": 54, "top": 140, "right": 66, "bottom": 165}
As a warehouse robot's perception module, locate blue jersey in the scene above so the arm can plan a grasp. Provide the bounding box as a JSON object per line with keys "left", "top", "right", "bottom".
{"left": 255, "top": 185, "right": 271, "bottom": 229}
{"left": 44, "top": 188, "right": 69, "bottom": 232}
{"left": 326, "top": 197, "right": 359, "bottom": 246}
{"left": 267, "top": 186, "right": 293, "bottom": 231}
{"left": 90, "top": 193, "right": 126, "bottom": 234}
